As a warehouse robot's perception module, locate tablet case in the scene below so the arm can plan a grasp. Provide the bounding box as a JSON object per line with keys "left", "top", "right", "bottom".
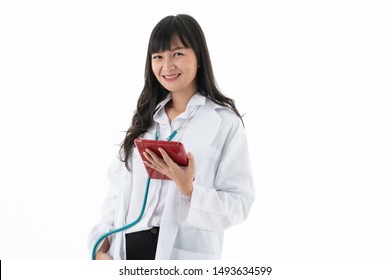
{"left": 134, "top": 138, "right": 189, "bottom": 180}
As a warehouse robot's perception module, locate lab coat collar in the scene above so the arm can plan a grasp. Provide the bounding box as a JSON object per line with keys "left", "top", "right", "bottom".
{"left": 153, "top": 92, "right": 206, "bottom": 123}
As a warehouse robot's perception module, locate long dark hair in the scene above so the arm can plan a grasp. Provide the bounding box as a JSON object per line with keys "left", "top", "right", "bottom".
{"left": 120, "top": 14, "right": 243, "bottom": 170}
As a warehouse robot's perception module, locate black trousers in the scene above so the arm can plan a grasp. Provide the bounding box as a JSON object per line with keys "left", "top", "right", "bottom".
{"left": 125, "top": 227, "right": 160, "bottom": 260}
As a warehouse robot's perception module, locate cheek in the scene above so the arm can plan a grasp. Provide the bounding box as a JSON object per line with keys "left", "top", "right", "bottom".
{"left": 189, "top": 63, "right": 198, "bottom": 78}
{"left": 188, "top": 59, "right": 198, "bottom": 76}
{"left": 151, "top": 63, "right": 160, "bottom": 78}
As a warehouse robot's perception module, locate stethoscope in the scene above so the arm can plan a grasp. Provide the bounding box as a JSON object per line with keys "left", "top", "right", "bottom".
{"left": 91, "top": 105, "right": 198, "bottom": 260}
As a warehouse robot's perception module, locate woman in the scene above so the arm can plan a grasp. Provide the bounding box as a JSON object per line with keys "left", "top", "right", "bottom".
{"left": 88, "top": 14, "right": 255, "bottom": 260}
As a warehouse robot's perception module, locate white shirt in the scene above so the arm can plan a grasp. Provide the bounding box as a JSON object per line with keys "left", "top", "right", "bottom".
{"left": 125, "top": 93, "right": 206, "bottom": 233}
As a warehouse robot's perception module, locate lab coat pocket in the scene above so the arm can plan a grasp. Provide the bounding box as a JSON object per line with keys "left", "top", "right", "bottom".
{"left": 170, "top": 248, "right": 217, "bottom": 260}
{"left": 171, "top": 225, "right": 221, "bottom": 259}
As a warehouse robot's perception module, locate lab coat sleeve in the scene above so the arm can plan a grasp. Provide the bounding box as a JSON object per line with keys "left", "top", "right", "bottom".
{"left": 179, "top": 115, "right": 255, "bottom": 231}
{"left": 87, "top": 155, "right": 123, "bottom": 255}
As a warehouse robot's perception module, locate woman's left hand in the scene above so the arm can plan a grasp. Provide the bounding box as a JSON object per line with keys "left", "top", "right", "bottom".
{"left": 143, "top": 148, "right": 195, "bottom": 197}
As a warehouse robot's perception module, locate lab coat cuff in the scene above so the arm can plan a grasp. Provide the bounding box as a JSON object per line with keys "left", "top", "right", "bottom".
{"left": 88, "top": 224, "right": 114, "bottom": 257}
{"left": 181, "top": 192, "right": 191, "bottom": 201}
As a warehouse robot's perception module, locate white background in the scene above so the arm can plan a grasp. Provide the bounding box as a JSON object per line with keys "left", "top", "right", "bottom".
{"left": 0, "top": 0, "right": 389, "bottom": 262}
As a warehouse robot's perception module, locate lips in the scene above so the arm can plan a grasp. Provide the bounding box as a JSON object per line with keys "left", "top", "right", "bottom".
{"left": 162, "top": 73, "right": 181, "bottom": 82}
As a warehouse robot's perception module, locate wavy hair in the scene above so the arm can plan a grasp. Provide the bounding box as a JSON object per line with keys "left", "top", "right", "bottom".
{"left": 119, "top": 14, "right": 243, "bottom": 170}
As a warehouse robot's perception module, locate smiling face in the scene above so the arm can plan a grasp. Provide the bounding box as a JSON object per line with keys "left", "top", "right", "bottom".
{"left": 151, "top": 37, "right": 198, "bottom": 96}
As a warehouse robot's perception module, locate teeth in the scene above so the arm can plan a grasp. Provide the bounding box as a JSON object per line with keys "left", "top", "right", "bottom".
{"left": 164, "top": 74, "right": 179, "bottom": 79}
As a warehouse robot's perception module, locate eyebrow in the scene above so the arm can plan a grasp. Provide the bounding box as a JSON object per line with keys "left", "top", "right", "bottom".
{"left": 152, "top": 47, "right": 187, "bottom": 54}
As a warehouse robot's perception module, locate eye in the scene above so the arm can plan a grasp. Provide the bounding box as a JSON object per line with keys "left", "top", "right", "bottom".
{"left": 152, "top": 55, "right": 162, "bottom": 60}
{"left": 173, "top": 52, "right": 184, "bottom": 57}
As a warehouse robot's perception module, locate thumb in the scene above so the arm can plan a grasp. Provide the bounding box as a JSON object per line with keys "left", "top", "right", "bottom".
{"left": 187, "top": 152, "right": 195, "bottom": 169}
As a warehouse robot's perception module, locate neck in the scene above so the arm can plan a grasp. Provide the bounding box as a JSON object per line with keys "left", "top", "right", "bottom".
{"left": 165, "top": 90, "right": 197, "bottom": 122}
{"left": 169, "top": 91, "right": 195, "bottom": 111}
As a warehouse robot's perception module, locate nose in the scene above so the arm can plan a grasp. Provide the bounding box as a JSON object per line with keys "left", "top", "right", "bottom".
{"left": 162, "top": 57, "right": 175, "bottom": 71}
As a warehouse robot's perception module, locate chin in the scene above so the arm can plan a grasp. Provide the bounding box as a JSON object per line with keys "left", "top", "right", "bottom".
{"left": 162, "top": 85, "right": 179, "bottom": 92}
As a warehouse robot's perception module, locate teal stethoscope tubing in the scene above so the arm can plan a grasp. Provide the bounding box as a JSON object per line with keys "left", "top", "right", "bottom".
{"left": 91, "top": 177, "right": 152, "bottom": 260}
{"left": 91, "top": 129, "right": 176, "bottom": 260}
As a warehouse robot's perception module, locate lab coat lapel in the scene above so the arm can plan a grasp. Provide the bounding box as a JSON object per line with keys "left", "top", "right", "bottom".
{"left": 181, "top": 102, "right": 221, "bottom": 159}
{"left": 156, "top": 101, "right": 222, "bottom": 259}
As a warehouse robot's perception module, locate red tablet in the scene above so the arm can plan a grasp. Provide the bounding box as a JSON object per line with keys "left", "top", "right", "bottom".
{"left": 134, "top": 138, "right": 189, "bottom": 180}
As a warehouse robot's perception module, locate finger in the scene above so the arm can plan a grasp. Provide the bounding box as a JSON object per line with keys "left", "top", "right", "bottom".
{"left": 143, "top": 151, "right": 159, "bottom": 166}
{"left": 158, "top": 148, "right": 176, "bottom": 166}
{"left": 144, "top": 149, "right": 166, "bottom": 167}
{"left": 145, "top": 156, "right": 166, "bottom": 172}
{"left": 142, "top": 150, "right": 153, "bottom": 162}
{"left": 143, "top": 160, "right": 167, "bottom": 175}
{"left": 144, "top": 149, "right": 159, "bottom": 161}
{"left": 143, "top": 154, "right": 163, "bottom": 172}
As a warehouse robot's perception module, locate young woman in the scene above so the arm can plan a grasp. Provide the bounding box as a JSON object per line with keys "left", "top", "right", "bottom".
{"left": 88, "top": 14, "right": 255, "bottom": 260}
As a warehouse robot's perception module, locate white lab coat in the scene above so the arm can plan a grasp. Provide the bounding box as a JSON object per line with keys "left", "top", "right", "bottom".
{"left": 88, "top": 98, "right": 255, "bottom": 259}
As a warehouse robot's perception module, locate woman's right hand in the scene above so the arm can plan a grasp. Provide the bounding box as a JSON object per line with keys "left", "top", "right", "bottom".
{"left": 94, "top": 237, "right": 112, "bottom": 260}
{"left": 95, "top": 251, "right": 113, "bottom": 260}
